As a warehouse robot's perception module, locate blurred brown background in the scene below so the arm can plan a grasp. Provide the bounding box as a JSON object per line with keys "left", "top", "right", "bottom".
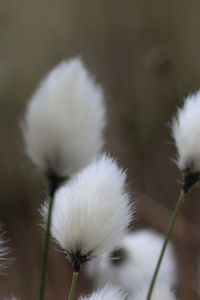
{"left": 0, "top": 1, "right": 200, "bottom": 299}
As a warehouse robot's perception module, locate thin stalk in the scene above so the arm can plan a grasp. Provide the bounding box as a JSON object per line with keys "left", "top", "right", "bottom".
{"left": 67, "top": 272, "right": 79, "bottom": 300}
{"left": 39, "top": 196, "right": 54, "bottom": 300}
{"left": 146, "top": 189, "right": 185, "bottom": 300}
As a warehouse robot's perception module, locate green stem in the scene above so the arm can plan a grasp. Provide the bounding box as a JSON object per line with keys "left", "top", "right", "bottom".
{"left": 39, "top": 196, "right": 54, "bottom": 300}
{"left": 67, "top": 272, "right": 79, "bottom": 300}
{"left": 146, "top": 189, "right": 185, "bottom": 300}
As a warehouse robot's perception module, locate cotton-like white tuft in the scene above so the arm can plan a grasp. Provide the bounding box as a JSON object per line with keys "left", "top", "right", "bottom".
{"left": 128, "top": 282, "right": 177, "bottom": 300}
{"left": 46, "top": 154, "right": 132, "bottom": 270}
{"left": 87, "top": 229, "right": 176, "bottom": 296}
{"left": 79, "top": 284, "right": 126, "bottom": 300}
{"left": 22, "top": 57, "right": 106, "bottom": 179}
{"left": 172, "top": 91, "right": 200, "bottom": 173}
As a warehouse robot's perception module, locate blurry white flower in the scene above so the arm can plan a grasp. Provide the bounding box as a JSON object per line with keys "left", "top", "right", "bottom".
{"left": 22, "top": 57, "right": 106, "bottom": 195}
{"left": 43, "top": 154, "right": 132, "bottom": 271}
{"left": 87, "top": 229, "right": 176, "bottom": 296}
{"left": 129, "top": 282, "right": 177, "bottom": 300}
{"left": 172, "top": 91, "right": 200, "bottom": 192}
{"left": 79, "top": 284, "right": 126, "bottom": 300}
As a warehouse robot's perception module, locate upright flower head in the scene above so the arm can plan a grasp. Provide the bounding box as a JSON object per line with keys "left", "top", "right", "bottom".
{"left": 87, "top": 230, "right": 176, "bottom": 296}
{"left": 172, "top": 90, "right": 200, "bottom": 192}
{"left": 44, "top": 154, "right": 132, "bottom": 271}
{"left": 79, "top": 284, "right": 126, "bottom": 300}
{"left": 22, "top": 58, "right": 106, "bottom": 194}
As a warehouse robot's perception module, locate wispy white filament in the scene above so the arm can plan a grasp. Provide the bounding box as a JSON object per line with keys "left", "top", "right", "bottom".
{"left": 88, "top": 230, "right": 176, "bottom": 296}
{"left": 0, "top": 231, "right": 10, "bottom": 274}
{"left": 172, "top": 90, "right": 200, "bottom": 172}
{"left": 79, "top": 284, "right": 126, "bottom": 300}
{"left": 22, "top": 57, "right": 106, "bottom": 177}
{"left": 45, "top": 154, "right": 132, "bottom": 263}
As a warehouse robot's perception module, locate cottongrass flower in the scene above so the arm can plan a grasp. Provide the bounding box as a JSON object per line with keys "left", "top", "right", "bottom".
{"left": 87, "top": 230, "right": 176, "bottom": 296}
{"left": 79, "top": 284, "right": 126, "bottom": 300}
{"left": 22, "top": 57, "right": 106, "bottom": 195}
{"left": 146, "top": 92, "right": 200, "bottom": 299}
{"left": 44, "top": 154, "right": 132, "bottom": 300}
{"left": 22, "top": 57, "right": 106, "bottom": 300}
{"left": 172, "top": 90, "right": 200, "bottom": 193}
{"left": 46, "top": 154, "right": 132, "bottom": 271}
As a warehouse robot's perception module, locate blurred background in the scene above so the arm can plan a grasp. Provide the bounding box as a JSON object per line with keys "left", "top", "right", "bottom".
{"left": 0, "top": 0, "right": 200, "bottom": 299}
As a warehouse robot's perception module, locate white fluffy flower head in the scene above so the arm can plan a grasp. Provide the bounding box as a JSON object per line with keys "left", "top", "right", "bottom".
{"left": 22, "top": 57, "right": 106, "bottom": 182}
{"left": 172, "top": 91, "right": 200, "bottom": 174}
{"left": 47, "top": 154, "right": 132, "bottom": 271}
{"left": 79, "top": 284, "right": 126, "bottom": 300}
{"left": 87, "top": 229, "right": 176, "bottom": 295}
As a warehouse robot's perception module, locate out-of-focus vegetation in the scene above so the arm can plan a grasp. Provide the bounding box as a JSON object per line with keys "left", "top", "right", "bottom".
{"left": 0, "top": 1, "right": 200, "bottom": 299}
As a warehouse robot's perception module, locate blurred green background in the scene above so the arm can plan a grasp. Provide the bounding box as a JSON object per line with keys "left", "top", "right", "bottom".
{"left": 0, "top": 1, "right": 200, "bottom": 299}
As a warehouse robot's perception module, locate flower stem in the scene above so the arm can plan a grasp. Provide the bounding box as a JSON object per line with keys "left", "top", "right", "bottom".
{"left": 146, "top": 189, "right": 185, "bottom": 300}
{"left": 67, "top": 272, "right": 79, "bottom": 300}
{"left": 39, "top": 196, "right": 54, "bottom": 300}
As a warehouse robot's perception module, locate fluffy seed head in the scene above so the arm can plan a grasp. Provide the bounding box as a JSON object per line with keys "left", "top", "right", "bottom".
{"left": 22, "top": 57, "right": 106, "bottom": 178}
{"left": 79, "top": 284, "right": 126, "bottom": 300}
{"left": 172, "top": 91, "right": 200, "bottom": 173}
{"left": 87, "top": 229, "right": 176, "bottom": 295}
{"left": 46, "top": 154, "right": 132, "bottom": 270}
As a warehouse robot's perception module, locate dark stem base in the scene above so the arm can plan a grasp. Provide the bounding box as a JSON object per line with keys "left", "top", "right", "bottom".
{"left": 183, "top": 172, "right": 200, "bottom": 194}
{"left": 67, "top": 250, "right": 91, "bottom": 272}
{"left": 46, "top": 171, "right": 67, "bottom": 198}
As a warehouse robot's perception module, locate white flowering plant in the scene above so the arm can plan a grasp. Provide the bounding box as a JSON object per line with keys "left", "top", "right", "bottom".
{"left": 2, "top": 58, "right": 200, "bottom": 300}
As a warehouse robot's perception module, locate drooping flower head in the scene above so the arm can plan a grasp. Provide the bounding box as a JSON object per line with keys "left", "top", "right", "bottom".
{"left": 172, "top": 90, "right": 200, "bottom": 192}
{"left": 87, "top": 230, "right": 176, "bottom": 296}
{"left": 22, "top": 58, "right": 106, "bottom": 195}
{"left": 79, "top": 284, "right": 126, "bottom": 300}
{"left": 43, "top": 154, "right": 133, "bottom": 271}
